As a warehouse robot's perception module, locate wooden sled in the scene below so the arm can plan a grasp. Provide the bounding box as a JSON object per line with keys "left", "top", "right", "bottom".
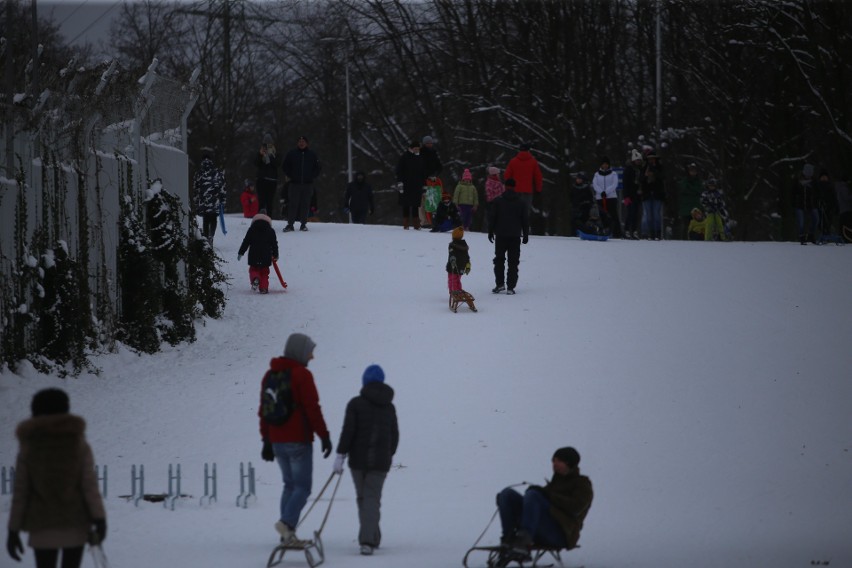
{"left": 463, "top": 544, "right": 578, "bottom": 568}
{"left": 267, "top": 531, "right": 325, "bottom": 568}
{"left": 450, "top": 289, "right": 478, "bottom": 313}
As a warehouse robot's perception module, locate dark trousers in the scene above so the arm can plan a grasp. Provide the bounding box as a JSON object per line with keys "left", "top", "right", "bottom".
{"left": 201, "top": 213, "right": 218, "bottom": 242}
{"left": 287, "top": 183, "right": 314, "bottom": 226}
{"left": 351, "top": 209, "right": 368, "bottom": 224}
{"left": 35, "top": 547, "right": 85, "bottom": 568}
{"left": 624, "top": 201, "right": 641, "bottom": 234}
{"left": 257, "top": 178, "right": 277, "bottom": 215}
{"left": 493, "top": 235, "right": 521, "bottom": 289}
{"left": 597, "top": 198, "right": 621, "bottom": 237}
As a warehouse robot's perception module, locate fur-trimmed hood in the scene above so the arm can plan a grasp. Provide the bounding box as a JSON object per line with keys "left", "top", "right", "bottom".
{"left": 16, "top": 414, "right": 86, "bottom": 443}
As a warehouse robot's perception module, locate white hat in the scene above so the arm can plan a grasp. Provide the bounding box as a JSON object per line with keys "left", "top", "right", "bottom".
{"left": 630, "top": 149, "right": 643, "bottom": 162}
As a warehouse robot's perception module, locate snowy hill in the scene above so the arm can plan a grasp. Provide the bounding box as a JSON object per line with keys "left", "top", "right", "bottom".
{"left": 2, "top": 217, "right": 851, "bottom": 568}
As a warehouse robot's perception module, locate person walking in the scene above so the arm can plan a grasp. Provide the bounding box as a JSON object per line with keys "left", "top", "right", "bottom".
{"left": 258, "top": 333, "right": 333, "bottom": 546}
{"left": 281, "top": 136, "right": 321, "bottom": 232}
{"left": 237, "top": 209, "right": 279, "bottom": 294}
{"left": 7, "top": 388, "right": 107, "bottom": 568}
{"left": 255, "top": 133, "right": 280, "bottom": 216}
{"left": 395, "top": 141, "right": 426, "bottom": 230}
{"left": 488, "top": 179, "right": 529, "bottom": 295}
{"left": 503, "top": 142, "right": 543, "bottom": 212}
{"left": 332, "top": 365, "right": 399, "bottom": 556}
{"left": 193, "top": 148, "right": 226, "bottom": 244}
{"left": 342, "top": 171, "right": 374, "bottom": 224}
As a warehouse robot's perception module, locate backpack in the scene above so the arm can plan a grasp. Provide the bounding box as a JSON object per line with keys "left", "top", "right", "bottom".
{"left": 260, "top": 369, "right": 295, "bottom": 425}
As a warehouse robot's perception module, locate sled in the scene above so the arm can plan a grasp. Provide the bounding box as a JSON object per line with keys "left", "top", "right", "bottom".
{"left": 576, "top": 230, "right": 609, "bottom": 241}
{"left": 463, "top": 544, "right": 576, "bottom": 568}
{"left": 450, "top": 289, "right": 477, "bottom": 313}
{"left": 818, "top": 233, "right": 846, "bottom": 245}
{"left": 266, "top": 472, "right": 342, "bottom": 568}
{"left": 272, "top": 259, "right": 288, "bottom": 289}
{"left": 218, "top": 203, "right": 228, "bottom": 235}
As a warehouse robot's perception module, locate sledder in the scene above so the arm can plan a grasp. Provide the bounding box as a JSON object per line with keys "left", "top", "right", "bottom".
{"left": 463, "top": 447, "right": 593, "bottom": 568}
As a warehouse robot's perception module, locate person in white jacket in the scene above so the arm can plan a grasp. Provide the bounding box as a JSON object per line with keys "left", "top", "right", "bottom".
{"left": 591, "top": 156, "right": 622, "bottom": 238}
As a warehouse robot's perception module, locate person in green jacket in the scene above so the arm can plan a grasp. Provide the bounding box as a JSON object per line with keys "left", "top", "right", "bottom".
{"left": 677, "top": 163, "right": 704, "bottom": 239}
{"left": 453, "top": 168, "right": 480, "bottom": 231}
{"left": 496, "top": 447, "right": 593, "bottom": 562}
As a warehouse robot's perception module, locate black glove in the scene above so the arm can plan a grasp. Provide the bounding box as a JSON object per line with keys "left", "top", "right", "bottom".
{"left": 522, "top": 235, "right": 529, "bottom": 244}
{"left": 488, "top": 233, "right": 494, "bottom": 243}
{"left": 89, "top": 519, "right": 107, "bottom": 545}
{"left": 261, "top": 440, "right": 275, "bottom": 462}
{"left": 7, "top": 530, "right": 23, "bottom": 561}
{"left": 320, "top": 437, "right": 333, "bottom": 459}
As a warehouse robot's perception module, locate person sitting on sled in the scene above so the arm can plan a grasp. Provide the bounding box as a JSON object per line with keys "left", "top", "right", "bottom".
{"left": 496, "top": 447, "right": 593, "bottom": 561}
{"left": 580, "top": 203, "right": 611, "bottom": 237}
{"left": 430, "top": 192, "right": 462, "bottom": 232}
{"left": 237, "top": 208, "right": 278, "bottom": 294}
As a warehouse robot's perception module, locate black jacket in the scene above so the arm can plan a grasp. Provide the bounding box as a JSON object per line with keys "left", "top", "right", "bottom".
{"left": 489, "top": 190, "right": 529, "bottom": 238}
{"left": 337, "top": 382, "right": 399, "bottom": 472}
{"left": 282, "top": 148, "right": 321, "bottom": 184}
{"left": 446, "top": 238, "right": 470, "bottom": 274}
{"left": 238, "top": 213, "right": 279, "bottom": 267}
{"left": 396, "top": 151, "right": 426, "bottom": 207}
{"left": 255, "top": 148, "right": 280, "bottom": 181}
{"left": 421, "top": 145, "right": 443, "bottom": 178}
{"left": 343, "top": 173, "right": 374, "bottom": 213}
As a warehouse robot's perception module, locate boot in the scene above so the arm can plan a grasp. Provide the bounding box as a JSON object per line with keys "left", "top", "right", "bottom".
{"left": 403, "top": 216, "right": 410, "bottom": 230}
{"left": 413, "top": 217, "right": 421, "bottom": 230}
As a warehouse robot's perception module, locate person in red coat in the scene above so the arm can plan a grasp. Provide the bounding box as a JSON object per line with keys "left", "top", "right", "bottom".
{"left": 503, "top": 142, "right": 543, "bottom": 211}
{"left": 258, "top": 333, "right": 333, "bottom": 546}
{"left": 241, "top": 180, "right": 260, "bottom": 218}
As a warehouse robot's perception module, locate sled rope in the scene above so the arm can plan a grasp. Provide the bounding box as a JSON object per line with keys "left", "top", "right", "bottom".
{"left": 296, "top": 472, "right": 341, "bottom": 534}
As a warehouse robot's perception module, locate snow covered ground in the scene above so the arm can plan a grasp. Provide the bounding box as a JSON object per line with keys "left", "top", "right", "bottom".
{"left": 2, "top": 216, "right": 851, "bottom": 568}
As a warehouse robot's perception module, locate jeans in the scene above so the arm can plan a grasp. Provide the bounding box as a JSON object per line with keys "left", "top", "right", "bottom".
{"left": 497, "top": 487, "right": 567, "bottom": 549}
{"left": 642, "top": 200, "right": 663, "bottom": 236}
{"left": 795, "top": 208, "right": 819, "bottom": 237}
{"left": 273, "top": 442, "right": 313, "bottom": 528}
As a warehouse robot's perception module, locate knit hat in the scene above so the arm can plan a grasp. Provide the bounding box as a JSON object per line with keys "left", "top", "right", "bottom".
{"left": 362, "top": 364, "right": 385, "bottom": 386}
{"left": 31, "top": 388, "right": 70, "bottom": 416}
{"left": 630, "top": 149, "right": 643, "bottom": 162}
{"left": 422, "top": 135, "right": 435, "bottom": 145}
{"left": 452, "top": 226, "right": 464, "bottom": 240}
{"left": 600, "top": 156, "right": 611, "bottom": 166}
{"left": 802, "top": 163, "right": 815, "bottom": 178}
{"left": 410, "top": 140, "right": 421, "bottom": 149}
{"left": 488, "top": 166, "right": 499, "bottom": 176}
{"left": 519, "top": 142, "right": 531, "bottom": 151}
{"left": 462, "top": 168, "right": 472, "bottom": 181}
{"left": 263, "top": 133, "right": 274, "bottom": 145}
{"left": 552, "top": 447, "right": 580, "bottom": 468}
{"left": 298, "top": 135, "right": 309, "bottom": 143}
{"left": 284, "top": 333, "right": 316, "bottom": 366}
{"left": 504, "top": 178, "right": 516, "bottom": 189}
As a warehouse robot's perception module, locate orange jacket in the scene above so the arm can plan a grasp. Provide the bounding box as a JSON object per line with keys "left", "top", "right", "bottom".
{"left": 258, "top": 357, "right": 329, "bottom": 443}
{"left": 504, "top": 151, "right": 543, "bottom": 194}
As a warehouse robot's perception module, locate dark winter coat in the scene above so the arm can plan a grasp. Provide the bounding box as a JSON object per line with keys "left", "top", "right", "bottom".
{"left": 336, "top": 382, "right": 399, "bottom": 472}
{"left": 446, "top": 238, "right": 470, "bottom": 274}
{"left": 238, "top": 213, "right": 279, "bottom": 267}
{"left": 622, "top": 163, "right": 643, "bottom": 202}
{"left": 255, "top": 147, "right": 280, "bottom": 181}
{"left": 9, "top": 414, "right": 106, "bottom": 549}
{"left": 541, "top": 468, "right": 593, "bottom": 550}
{"left": 193, "top": 157, "right": 226, "bottom": 215}
{"left": 570, "top": 182, "right": 595, "bottom": 216}
{"left": 433, "top": 199, "right": 462, "bottom": 228}
{"left": 343, "top": 173, "right": 374, "bottom": 214}
{"left": 816, "top": 179, "right": 837, "bottom": 215}
{"left": 641, "top": 159, "right": 666, "bottom": 201}
{"left": 791, "top": 179, "right": 817, "bottom": 210}
{"left": 282, "top": 148, "right": 321, "bottom": 184}
{"left": 421, "top": 145, "right": 443, "bottom": 178}
{"left": 489, "top": 190, "right": 529, "bottom": 238}
{"left": 259, "top": 356, "right": 330, "bottom": 444}
{"left": 396, "top": 150, "right": 427, "bottom": 208}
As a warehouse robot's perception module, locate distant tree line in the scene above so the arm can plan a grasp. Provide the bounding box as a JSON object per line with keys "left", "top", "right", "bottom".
{"left": 68, "top": 1, "right": 852, "bottom": 239}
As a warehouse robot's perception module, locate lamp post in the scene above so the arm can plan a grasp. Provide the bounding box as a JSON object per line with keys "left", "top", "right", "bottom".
{"left": 321, "top": 37, "right": 353, "bottom": 185}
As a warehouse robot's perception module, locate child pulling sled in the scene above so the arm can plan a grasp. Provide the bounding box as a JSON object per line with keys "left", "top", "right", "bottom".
{"left": 447, "top": 227, "right": 477, "bottom": 313}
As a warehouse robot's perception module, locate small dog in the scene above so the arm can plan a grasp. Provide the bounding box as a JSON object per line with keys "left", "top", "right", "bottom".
{"left": 449, "top": 289, "right": 477, "bottom": 313}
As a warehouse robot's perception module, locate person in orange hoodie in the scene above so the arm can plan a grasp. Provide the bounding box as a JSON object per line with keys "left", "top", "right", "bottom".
{"left": 258, "top": 333, "right": 332, "bottom": 546}
{"left": 503, "top": 142, "right": 543, "bottom": 212}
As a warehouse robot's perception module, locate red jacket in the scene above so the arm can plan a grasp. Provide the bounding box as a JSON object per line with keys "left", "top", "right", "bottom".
{"left": 504, "top": 151, "right": 543, "bottom": 194}
{"left": 241, "top": 188, "right": 259, "bottom": 218}
{"left": 258, "top": 357, "right": 329, "bottom": 443}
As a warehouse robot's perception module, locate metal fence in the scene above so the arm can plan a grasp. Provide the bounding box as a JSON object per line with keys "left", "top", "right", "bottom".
{"left": 0, "top": 58, "right": 198, "bottom": 356}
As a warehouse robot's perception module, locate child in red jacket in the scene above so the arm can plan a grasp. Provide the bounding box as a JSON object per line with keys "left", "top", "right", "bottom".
{"left": 241, "top": 180, "right": 260, "bottom": 218}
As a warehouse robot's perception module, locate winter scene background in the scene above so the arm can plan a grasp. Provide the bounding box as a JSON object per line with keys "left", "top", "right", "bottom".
{"left": 2, "top": 217, "right": 851, "bottom": 568}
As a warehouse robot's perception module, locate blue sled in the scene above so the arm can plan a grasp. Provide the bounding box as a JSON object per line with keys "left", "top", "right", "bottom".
{"left": 218, "top": 203, "right": 228, "bottom": 235}
{"left": 577, "top": 230, "right": 609, "bottom": 241}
